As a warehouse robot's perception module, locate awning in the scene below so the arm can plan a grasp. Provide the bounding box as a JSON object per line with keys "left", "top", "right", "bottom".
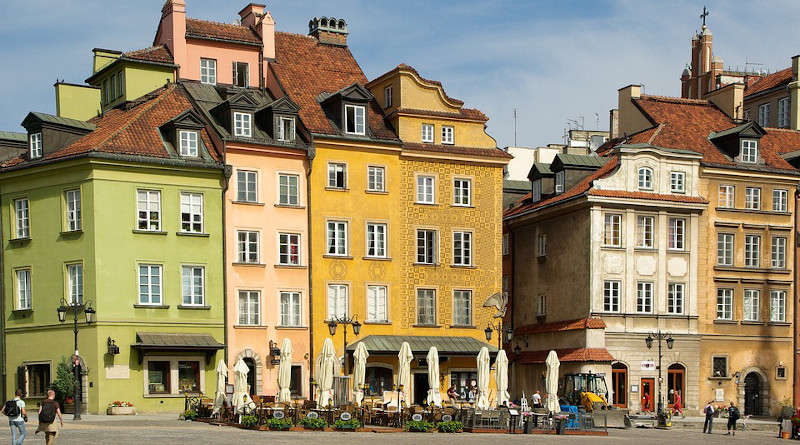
{"left": 132, "top": 332, "right": 224, "bottom": 364}
{"left": 345, "top": 335, "right": 497, "bottom": 357}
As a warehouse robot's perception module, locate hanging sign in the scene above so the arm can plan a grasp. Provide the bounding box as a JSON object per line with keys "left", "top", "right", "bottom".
{"left": 641, "top": 360, "right": 656, "bottom": 371}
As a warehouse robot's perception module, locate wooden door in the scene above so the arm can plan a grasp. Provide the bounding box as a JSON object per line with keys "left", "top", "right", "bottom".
{"left": 612, "top": 364, "right": 628, "bottom": 408}
{"left": 640, "top": 378, "right": 655, "bottom": 413}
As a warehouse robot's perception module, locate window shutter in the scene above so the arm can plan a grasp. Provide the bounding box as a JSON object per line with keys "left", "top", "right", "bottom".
{"left": 377, "top": 288, "right": 386, "bottom": 320}
{"left": 232, "top": 62, "right": 237, "bottom": 86}
{"left": 17, "top": 366, "right": 26, "bottom": 397}
{"left": 338, "top": 287, "right": 347, "bottom": 317}
{"left": 367, "top": 288, "right": 375, "bottom": 320}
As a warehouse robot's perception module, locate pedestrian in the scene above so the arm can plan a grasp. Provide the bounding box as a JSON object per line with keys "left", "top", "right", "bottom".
{"left": 532, "top": 390, "right": 542, "bottom": 409}
{"left": 447, "top": 385, "right": 457, "bottom": 402}
{"left": 34, "top": 390, "right": 62, "bottom": 445}
{"left": 671, "top": 390, "right": 685, "bottom": 418}
{"left": 2, "top": 389, "right": 27, "bottom": 445}
{"left": 642, "top": 392, "right": 652, "bottom": 415}
{"left": 702, "top": 400, "right": 714, "bottom": 434}
{"left": 726, "top": 401, "right": 740, "bottom": 435}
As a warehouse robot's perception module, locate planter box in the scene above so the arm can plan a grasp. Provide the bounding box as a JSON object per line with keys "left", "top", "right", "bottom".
{"left": 107, "top": 406, "right": 136, "bottom": 415}
{"left": 267, "top": 426, "right": 292, "bottom": 431}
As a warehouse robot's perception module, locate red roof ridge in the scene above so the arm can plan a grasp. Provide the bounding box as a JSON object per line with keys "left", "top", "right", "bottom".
{"left": 638, "top": 94, "right": 711, "bottom": 106}
{"left": 762, "top": 126, "right": 800, "bottom": 133}
{"left": 515, "top": 317, "right": 606, "bottom": 335}
{"left": 185, "top": 17, "right": 260, "bottom": 44}
{"left": 92, "top": 84, "right": 176, "bottom": 152}
{"left": 122, "top": 44, "right": 174, "bottom": 64}
{"left": 745, "top": 67, "right": 792, "bottom": 97}
{"left": 515, "top": 347, "right": 614, "bottom": 364}
{"left": 275, "top": 30, "right": 314, "bottom": 39}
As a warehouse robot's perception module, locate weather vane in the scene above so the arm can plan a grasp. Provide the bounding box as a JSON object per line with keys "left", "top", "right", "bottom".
{"left": 700, "top": 6, "right": 709, "bottom": 28}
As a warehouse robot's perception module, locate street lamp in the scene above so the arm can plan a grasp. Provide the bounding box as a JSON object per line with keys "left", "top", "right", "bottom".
{"left": 645, "top": 330, "right": 673, "bottom": 426}
{"left": 328, "top": 315, "right": 361, "bottom": 375}
{"left": 484, "top": 321, "right": 513, "bottom": 349}
{"left": 56, "top": 298, "right": 95, "bottom": 420}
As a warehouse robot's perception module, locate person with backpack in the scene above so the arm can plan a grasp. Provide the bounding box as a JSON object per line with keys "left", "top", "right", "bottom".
{"left": 2, "top": 389, "right": 27, "bottom": 444}
{"left": 702, "top": 400, "right": 714, "bottom": 434}
{"left": 34, "top": 390, "right": 62, "bottom": 445}
{"left": 727, "top": 401, "right": 740, "bottom": 435}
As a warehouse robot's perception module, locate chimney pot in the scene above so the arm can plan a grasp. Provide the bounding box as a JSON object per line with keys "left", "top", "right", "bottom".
{"left": 309, "top": 16, "right": 349, "bottom": 46}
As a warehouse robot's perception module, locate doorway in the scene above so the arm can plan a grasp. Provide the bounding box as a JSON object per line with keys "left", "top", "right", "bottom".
{"left": 640, "top": 378, "right": 654, "bottom": 413}
{"left": 667, "top": 364, "right": 685, "bottom": 407}
{"left": 744, "top": 372, "right": 761, "bottom": 415}
{"left": 611, "top": 363, "right": 628, "bottom": 408}
{"left": 243, "top": 358, "right": 256, "bottom": 395}
{"left": 414, "top": 373, "right": 429, "bottom": 405}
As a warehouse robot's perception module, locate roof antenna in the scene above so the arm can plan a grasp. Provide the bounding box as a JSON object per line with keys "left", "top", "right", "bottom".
{"left": 513, "top": 108, "right": 517, "bottom": 147}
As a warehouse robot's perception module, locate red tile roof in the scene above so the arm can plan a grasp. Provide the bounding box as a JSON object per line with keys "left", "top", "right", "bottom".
{"left": 745, "top": 67, "right": 792, "bottom": 97}
{"left": 516, "top": 348, "right": 614, "bottom": 364}
{"left": 186, "top": 18, "right": 261, "bottom": 45}
{"left": 588, "top": 189, "right": 708, "bottom": 204}
{"left": 403, "top": 142, "right": 512, "bottom": 159}
{"left": 123, "top": 45, "right": 174, "bottom": 64}
{"left": 760, "top": 127, "right": 800, "bottom": 156}
{"left": 271, "top": 32, "right": 398, "bottom": 140}
{"left": 515, "top": 318, "right": 606, "bottom": 335}
{"left": 395, "top": 107, "right": 488, "bottom": 122}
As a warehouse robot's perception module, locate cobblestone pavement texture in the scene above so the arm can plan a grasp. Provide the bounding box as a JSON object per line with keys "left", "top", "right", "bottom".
{"left": 0, "top": 414, "right": 784, "bottom": 444}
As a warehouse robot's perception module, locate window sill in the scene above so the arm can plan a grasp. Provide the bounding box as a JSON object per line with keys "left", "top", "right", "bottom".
{"left": 768, "top": 321, "right": 791, "bottom": 326}
{"left": 413, "top": 324, "right": 441, "bottom": 328}
{"left": 365, "top": 190, "right": 388, "bottom": 195}
{"left": 176, "top": 232, "right": 210, "bottom": 237}
{"left": 715, "top": 207, "right": 791, "bottom": 216}
{"left": 414, "top": 202, "right": 438, "bottom": 206}
{"left": 274, "top": 204, "right": 305, "bottom": 209}
{"left": 450, "top": 324, "right": 476, "bottom": 329}
{"left": 134, "top": 304, "right": 170, "bottom": 309}
{"left": 232, "top": 201, "right": 265, "bottom": 206}
{"left": 325, "top": 187, "right": 349, "bottom": 192}
{"left": 713, "top": 319, "right": 737, "bottom": 324}
{"left": 451, "top": 204, "right": 474, "bottom": 208}
{"left": 413, "top": 262, "right": 439, "bottom": 267}
{"left": 59, "top": 230, "right": 83, "bottom": 237}
{"left": 364, "top": 321, "right": 391, "bottom": 325}
{"left": 275, "top": 325, "right": 308, "bottom": 330}
{"left": 177, "top": 305, "right": 211, "bottom": 310}
{"left": 633, "top": 246, "right": 657, "bottom": 251}
{"left": 132, "top": 229, "right": 167, "bottom": 235}
{"left": 233, "top": 325, "right": 267, "bottom": 329}
{"left": 667, "top": 249, "right": 689, "bottom": 254}
{"left": 363, "top": 256, "right": 392, "bottom": 261}
{"left": 232, "top": 262, "right": 266, "bottom": 268}
{"left": 600, "top": 245, "right": 624, "bottom": 250}
{"left": 9, "top": 237, "right": 31, "bottom": 245}
{"left": 274, "top": 264, "right": 307, "bottom": 269}
{"left": 741, "top": 321, "right": 765, "bottom": 325}
{"left": 450, "top": 264, "right": 476, "bottom": 269}
{"left": 707, "top": 377, "right": 732, "bottom": 381}
{"left": 322, "top": 255, "right": 353, "bottom": 260}
{"left": 11, "top": 309, "right": 32, "bottom": 317}
{"left": 714, "top": 266, "right": 790, "bottom": 274}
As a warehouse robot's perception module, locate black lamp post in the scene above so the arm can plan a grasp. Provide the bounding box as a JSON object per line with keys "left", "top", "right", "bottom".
{"left": 327, "top": 315, "right": 361, "bottom": 375}
{"left": 56, "top": 298, "right": 95, "bottom": 420}
{"left": 645, "top": 330, "right": 673, "bottom": 425}
{"left": 484, "top": 321, "right": 513, "bottom": 350}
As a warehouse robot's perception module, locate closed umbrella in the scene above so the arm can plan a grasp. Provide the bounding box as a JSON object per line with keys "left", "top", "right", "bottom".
{"left": 545, "top": 350, "right": 561, "bottom": 413}
{"left": 397, "top": 342, "right": 413, "bottom": 406}
{"left": 315, "top": 338, "right": 338, "bottom": 407}
{"left": 232, "top": 359, "right": 256, "bottom": 414}
{"left": 426, "top": 347, "right": 442, "bottom": 407}
{"left": 211, "top": 359, "right": 227, "bottom": 416}
{"left": 476, "top": 347, "right": 490, "bottom": 410}
{"left": 276, "top": 338, "right": 293, "bottom": 403}
{"left": 352, "top": 342, "right": 369, "bottom": 406}
{"left": 495, "top": 350, "right": 510, "bottom": 407}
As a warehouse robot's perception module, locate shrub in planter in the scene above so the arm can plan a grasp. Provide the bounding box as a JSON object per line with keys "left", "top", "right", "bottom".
{"left": 405, "top": 420, "right": 434, "bottom": 432}
{"left": 334, "top": 419, "right": 362, "bottom": 430}
{"left": 268, "top": 418, "right": 293, "bottom": 429}
{"left": 180, "top": 409, "right": 199, "bottom": 421}
{"left": 241, "top": 415, "right": 259, "bottom": 427}
{"left": 299, "top": 416, "right": 328, "bottom": 429}
{"left": 436, "top": 420, "right": 463, "bottom": 433}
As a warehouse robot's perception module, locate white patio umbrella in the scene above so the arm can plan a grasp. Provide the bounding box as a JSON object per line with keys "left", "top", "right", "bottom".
{"left": 397, "top": 342, "right": 413, "bottom": 405}
{"left": 426, "top": 347, "right": 442, "bottom": 407}
{"left": 545, "top": 350, "right": 561, "bottom": 413}
{"left": 315, "top": 338, "right": 338, "bottom": 407}
{"left": 232, "top": 359, "right": 256, "bottom": 414}
{"left": 276, "top": 338, "right": 293, "bottom": 403}
{"left": 475, "top": 347, "right": 490, "bottom": 410}
{"left": 495, "top": 349, "right": 510, "bottom": 407}
{"left": 352, "top": 342, "right": 369, "bottom": 406}
{"left": 211, "top": 359, "right": 227, "bottom": 416}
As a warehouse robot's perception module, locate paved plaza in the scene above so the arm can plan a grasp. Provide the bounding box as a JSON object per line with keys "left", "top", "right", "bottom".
{"left": 0, "top": 414, "right": 785, "bottom": 444}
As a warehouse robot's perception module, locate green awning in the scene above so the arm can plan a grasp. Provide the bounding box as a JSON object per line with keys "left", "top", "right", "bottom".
{"left": 132, "top": 332, "right": 224, "bottom": 364}
{"left": 345, "top": 335, "right": 497, "bottom": 356}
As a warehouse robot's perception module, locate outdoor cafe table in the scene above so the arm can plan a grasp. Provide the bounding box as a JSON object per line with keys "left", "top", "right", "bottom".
{"left": 311, "top": 408, "right": 336, "bottom": 424}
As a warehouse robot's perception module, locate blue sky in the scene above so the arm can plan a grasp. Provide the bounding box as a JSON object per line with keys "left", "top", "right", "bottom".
{"left": 2, "top": 0, "right": 800, "bottom": 148}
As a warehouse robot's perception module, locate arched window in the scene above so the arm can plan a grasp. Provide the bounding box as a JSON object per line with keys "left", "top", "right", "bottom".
{"left": 667, "top": 363, "right": 685, "bottom": 406}
{"left": 638, "top": 167, "right": 653, "bottom": 190}
{"left": 612, "top": 362, "right": 628, "bottom": 407}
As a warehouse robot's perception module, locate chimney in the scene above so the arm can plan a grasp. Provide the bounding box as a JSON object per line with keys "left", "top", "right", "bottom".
{"left": 308, "top": 17, "right": 348, "bottom": 46}
{"left": 238, "top": 3, "right": 264, "bottom": 29}
{"left": 156, "top": 0, "right": 187, "bottom": 76}
{"left": 238, "top": 3, "right": 275, "bottom": 62}
{"left": 609, "top": 109, "right": 619, "bottom": 140}
{"left": 789, "top": 55, "right": 800, "bottom": 130}
{"left": 705, "top": 83, "right": 744, "bottom": 121}
{"left": 617, "top": 84, "right": 652, "bottom": 138}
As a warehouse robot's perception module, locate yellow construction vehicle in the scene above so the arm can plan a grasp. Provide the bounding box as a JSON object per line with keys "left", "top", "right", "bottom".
{"left": 559, "top": 372, "right": 631, "bottom": 428}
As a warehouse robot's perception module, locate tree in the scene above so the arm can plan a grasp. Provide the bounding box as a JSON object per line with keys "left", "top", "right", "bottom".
{"left": 49, "top": 357, "right": 75, "bottom": 405}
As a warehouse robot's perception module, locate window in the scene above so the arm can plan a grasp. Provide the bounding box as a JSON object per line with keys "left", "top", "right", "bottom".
{"left": 416, "top": 175, "right": 435, "bottom": 203}
{"left": 717, "top": 233, "right": 734, "bottom": 266}
{"left": 365, "top": 367, "right": 393, "bottom": 397}
{"left": 603, "top": 213, "right": 621, "bottom": 246}
{"left": 741, "top": 140, "right": 759, "bottom": 163}
{"left": 670, "top": 172, "right": 685, "bottom": 193}
{"left": 603, "top": 281, "right": 620, "bottom": 312}
{"left": 536, "top": 295, "right": 547, "bottom": 316}
{"left": 668, "top": 218, "right": 685, "bottom": 250}
{"left": 712, "top": 356, "right": 728, "bottom": 378}
{"left": 103, "top": 79, "right": 110, "bottom": 105}
{"left": 366, "top": 223, "right": 386, "bottom": 258}
{"left": 278, "top": 233, "right": 301, "bottom": 265}
{"left": 147, "top": 361, "right": 171, "bottom": 394}
{"left": 178, "top": 361, "right": 200, "bottom": 394}
{"left": 777, "top": 367, "right": 787, "bottom": 380}
{"left": 773, "top": 189, "right": 788, "bottom": 212}
{"left": 744, "top": 108, "right": 751, "bottom": 121}
{"left": 180, "top": 193, "right": 203, "bottom": 233}
{"left": 716, "top": 288, "right": 733, "bottom": 320}
{"left": 118, "top": 72, "right": 124, "bottom": 97}
{"left": 14, "top": 198, "right": 29, "bottom": 238}
{"left": 16, "top": 269, "right": 31, "bottom": 310}
{"left": 638, "top": 167, "right": 653, "bottom": 190}
{"left": 232, "top": 62, "right": 249, "bottom": 88}
{"left": 744, "top": 235, "right": 760, "bottom": 267}
{"left": 441, "top": 126, "right": 454, "bottom": 144}
{"left": 181, "top": 266, "right": 204, "bottom": 306}
{"left": 366, "top": 285, "right": 387, "bottom": 322}
{"left": 636, "top": 216, "right": 654, "bottom": 248}
{"left": 667, "top": 283, "right": 684, "bottom": 314}
{"left": 327, "top": 163, "right": 347, "bottom": 189}
{"left": 555, "top": 171, "right": 565, "bottom": 193}
{"left": 718, "top": 185, "right": 734, "bottom": 208}
{"left": 770, "top": 290, "right": 786, "bottom": 322}
{"left": 532, "top": 180, "right": 542, "bottom": 201}
{"left": 537, "top": 233, "right": 547, "bottom": 257}
{"left": 367, "top": 166, "right": 385, "bottom": 192}
{"left": 421, "top": 124, "right": 434, "bottom": 143}
{"left": 451, "top": 371, "right": 478, "bottom": 400}
{"left": 453, "top": 231, "right": 472, "bottom": 266}
{"left": 138, "top": 264, "right": 162, "bottom": 305}
{"left": 778, "top": 97, "right": 790, "bottom": 128}
{"left": 636, "top": 282, "right": 653, "bottom": 313}
{"left": 743, "top": 289, "right": 760, "bottom": 321}
{"left": 25, "top": 364, "right": 50, "bottom": 398}
{"left": 67, "top": 263, "right": 83, "bottom": 304}
{"left": 238, "top": 290, "right": 260, "bottom": 326}
{"left": 200, "top": 59, "right": 216, "bottom": 85}
{"left": 453, "top": 178, "right": 471, "bottom": 206}
{"left": 453, "top": 290, "right": 472, "bottom": 326}
{"left": 757, "top": 104, "right": 770, "bottom": 127}
{"left": 236, "top": 170, "right": 257, "bottom": 202}
{"left": 278, "top": 174, "right": 299, "bottom": 206}
{"left": 179, "top": 130, "right": 198, "bottom": 157}
{"left": 65, "top": 189, "right": 81, "bottom": 231}
{"left": 772, "top": 236, "right": 787, "bottom": 269}
{"left": 29, "top": 133, "right": 42, "bottom": 159}
{"left": 416, "top": 229, "right": 437, "bottom": 264}
{"left": 277, "top": 117, "right": 295, "bottom": 142}
{"left": 384, "top": 86, "right": 392, "bottom": 108}
{"left": 237, "top": 231, "right": 259, "bottom": 263}
{"left": 344, "top": 104, "right": 366, "bottom": 135}
{"left": 327, "top": 284, "right": 348, "bottom": 319}
{"left": 137, "top": 190, "right": 161, "bottom": 231}
{"left": 416, "top": 289, "right": 436, "bottom": 325}
{"left": 745, "top": 187, "right": 760, "bottom": 210}
{"left": 110, "top": 74, "right": 116, "bottom": 100}
{"left": 233, "top": 112, "right": 252, "bottom": 137}
{"left": 502, "top": 233, "right": 509, "bottom": 256}
{"left": 280, "top": 291, "right": 302, "bottom": 327}
{"left": 326, "top": 221, "right": 348, "bottom": 256}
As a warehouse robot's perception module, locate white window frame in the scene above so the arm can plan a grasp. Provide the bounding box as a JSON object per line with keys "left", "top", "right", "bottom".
{"left": 326, "top": 221, "right": 348, "bottom": 256}
{"left": 278, "top": 173, "right": 299, "bottom": 206}
{"left": 29, "top": 133, "right": 42, "bottom": 159}
{"left": 416, "top": 175, "right": 435, "bottom": 204}
{"left": 277, "top": 116, "right": 295, "bottom": 142}
{"left": 555, "top": 171, "right": 565, "bottom": 193}
{"left": 416, "top": 229, "right": 437, "bottom": 264}
{"left": 327, "top": 284, "right": 348, "bottom": 320}
{"left": 136, "top": 189, "right": 161, "bottom": 231}
{"left": 778, "top": 97, "right": 790, "bottom": 128}
{"left": 327, "top": 163, "right": 347, "bottom": 189}
{"left": 453, "top": 178, "right": 472, "bottom": 206}
{"left": 717, "top": 288, "right": 733, "bottom": 320}
{"left": 667, "top": 282, "right": 684, "bottom": 314}
{"left": 741, "top": 139, "right": 759, "bottom": 163}
{"left": 670, "top": 171, "right": 685, "bottom": 193}
{"left": 416, "top": 288, "right": 436, "bottom": 325}
{"left": 237, "top": 230, "right": 260, "bottom": 264}
{"left": 421, "top": 124, "right": 434, "bottom": 143}
{"left": 366, "top": 223, "right": 387, "bottom": 258}
{"left": 743, "top": 289, "right": 760, "bottom": 321}
{"left": 366, "top": 285, "right": 388, "bottom": 323}
{"left": 14, "top": 198, "right": 29, "bottom": 239}
{"left": 744, "top": 187, "right": 760, "bottom": 210}
{"left": 536, "top": 233, "right": 547, "bottom": 257}
{"left": 278, "top": 233, "right": 301, "bottom": 266}
{"left": 233, "top": 112, "right": 252, "bottom": 138}
{"left": 367, "top": 166, "right": 385, "bottom": 192}
{"left": 638, "top": 167, "right": 653, "bottom": 190}
{"left": 453, "top": 289, "right": 472, "bottom": 326}
{"left": 453, "top": 231, "right": 473, "bottom": 266}
{"left": 232, "top": 61, "right": 249, "bottom": 88}
{"left": 770, "top": 290, "right": 786, "bottom": 322}
{"left": 603, "top": 213, "right": 622, "bottom": 247}
{"left": 180, "top": 192, "right": 203, "bottom": 234}
{"left": 441, "top": 126, "right": 454, "bottom": 145}
{"left": 757, "top": 104, "right": 770, "bottom": 127}
{"left": 181, "top": 266, "right": 205, "bottom": 306}
{"left": 717, "top": 233, "right": 734, "bottom": 266}
{"left": 383, "top": 86, "right": 392, "bottom": 108}
{"left": 238, "top": 290, "right": 261, "bottom": 326}
{"left": 236, "top": 170, "right": 257, "bottom": 203}
{"left": 668, "top": 217, "right": 686, "bottom": 251}
{"left": 200, "top": 58, "right": 217, "bottom": 85}
{"left": 636, "top": 282, "right": 653, "bottom": 313}
{"left": 771, "top": 236, "right": 787, "bottom": 269}
{"left": 636, "top": 215, "right": 654, "bottom": 248}
{"left": 279, "top": 291, "right": 302, "bottom": 327}
{"left": 718, "top": 185, "right": 734, "bottom": 208}
{"left": 744, "top": 234, "right": 760, "bottom": 267}
{"left": 603, "top": 280, "right": 621, "bottom": 312}
{"left": 138, "top": 264, "right": 162, "bottom": 305}
{"left": 344, "top": 104, "right": 366, "bottom": 135}
{"left": 773, "top": 189, "right": 788, "bottom": 212}
{"left": 67, "top": 263, "right": 83, "bottom": 305}
{"left": 65, "top": 189, "right": 81, "bottom": 232}
{"left": 16, "top": 269, "right": 31, "bottom": 310}
{"left": 179, "top": 130, "right": 199, "bottom": 157}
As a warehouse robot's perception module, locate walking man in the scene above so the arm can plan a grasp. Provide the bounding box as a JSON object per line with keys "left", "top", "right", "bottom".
{"left": 671, "top": 390, "right": 685, "bottom": 418}
{"left": 532, "top": 390, "right": 542, "bottom": 409}
{"left": 2, "top": 389, "right": 27, "bottom": 444}
{"left": 726, "top": 401, "right": 740, "bottom": 435}
{"left": 34, "top": 390, "right": 62, "bottom": 445}
{"left": 703, "top": 400, "right": 714, "bottom": 434}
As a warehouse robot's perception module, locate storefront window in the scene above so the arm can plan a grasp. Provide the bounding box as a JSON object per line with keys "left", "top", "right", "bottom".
{"left": 365, "top": 367, "right": 393, "bottom": 396}
{"left": 290, "top": 365, "right": 302, "bottom": 396}
{"left": 148, "top": 361, "right": 170, "bottom": 394}
{"left": 451, "top": 371, "right": 478, "bottom": 401}
{"left": 178, "top": 361, "right": 200, "bottom": 394}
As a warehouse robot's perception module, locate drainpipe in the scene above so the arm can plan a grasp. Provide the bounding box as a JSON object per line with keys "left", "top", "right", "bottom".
{"left": 794, "top": 187, "right": 799, "bottom": 407}
{"left": 306, "top": 141, "right": 315, "bottom": 399}
{"left": 1, "top": 190, "right": 6, "bottom": 399}
{"left": 222, "top": 149, "right": 231, "bottom": 367}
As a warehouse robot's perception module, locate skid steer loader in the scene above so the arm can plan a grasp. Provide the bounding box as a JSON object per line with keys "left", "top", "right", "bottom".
{"left": 558, "top": 372, "right": 631, "bottom": 428}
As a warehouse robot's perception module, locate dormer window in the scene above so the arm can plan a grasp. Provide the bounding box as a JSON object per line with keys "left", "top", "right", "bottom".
{"left": 344, "top": 105, "right": 365, "bottom": 135}
{"left": 233, "top": 62, "right": 249, "bottom": 88}
{"left": 179, "top": 130, "right": 199, "bottom": 157}
{"left": 29, "top": 133, "right": 42, "bottom": 159}
{"left": 670, "top": 171, "right": 685, "bottom": 193}
{"left": 555, "top": 171, "right": 565, "bottom": 193}
{"left": 532, "top": 179, "right": 542, "bottom": 201}
{"left": 277, "top": 117, "right": 295, "bottom": 142}
{"left": 234, "top": 112, "right": 252, "bottom": 138}
{"left": 384, "top": 86, "right": 393, "bottom": 108}
{"left": 638, "top": 167, "right": 653, "bottom": 190}
{"left": 741, "top": 140, "right": 758, "bottom": 163}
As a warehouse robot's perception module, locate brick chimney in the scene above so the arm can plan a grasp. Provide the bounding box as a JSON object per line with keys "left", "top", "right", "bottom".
{"left": 308, "top": 17, "right": 348, "bottom": 46}
{"left": 238, "top": 3, "right": 275, "bottom": 59}
{"left": 155, "top": 0, "right": 186, "bottom": 74}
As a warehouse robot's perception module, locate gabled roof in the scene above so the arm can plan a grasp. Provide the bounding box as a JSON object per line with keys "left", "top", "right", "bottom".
{"left": 185, "top": 18, "right": 261, "bottom": 45}
{"left": 369, "top": 64, "right": 465, "bottom": 106}
{"left": 528, "top": 162, "right": 554, "bottom": 179}
{"left": 552, "top": 153, "right": 607, "bottom": 170}
{"left": 122, "top": 45, "right": 175, "bottom": 64}
{"left": 21, "top": 112, "right": 96, "bottom": 132}
{"left": 745, "top": 67, "right": 792, "bottom": 98}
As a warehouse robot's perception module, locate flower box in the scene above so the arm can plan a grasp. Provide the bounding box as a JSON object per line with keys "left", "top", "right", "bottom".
{"left": 107, "top": 406, "right": 136, "bottom": 415}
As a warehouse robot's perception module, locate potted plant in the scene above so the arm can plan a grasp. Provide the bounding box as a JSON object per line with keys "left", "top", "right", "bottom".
{"left": 180, "top": 409, "right": 199, "bottom": 421}
{"left": 333, "top": 418, "right": 362, "bottom": 430}
{"left": 240, "top": 415, "right": 259, "bottom": 429}
{"left": 299, "top": 416, "right": 328, "bottom": 430}
{"left": 436, "top": 420, "right": 463, "bottom": 433}
{"left": 107, "top": 401, "right": 135, "bottom": 415}
{"left": 405, "top": 419, "right": 434, "bottom": 432}
{"left": 268, "top": 417, "right": 293, "bottom": 430}
{"left": 778, "top": 397, "right": 794, "bottom": 421}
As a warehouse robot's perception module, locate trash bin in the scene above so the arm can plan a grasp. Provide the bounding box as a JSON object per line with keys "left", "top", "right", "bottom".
{"left": 657, "top": 411, "right": 670, "bottom": 427}
{"left": 523, "top": 419, "right": 533, "bottom": 434}
{"left": 555, "top": 418, "right": 566, "bottom": 435}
